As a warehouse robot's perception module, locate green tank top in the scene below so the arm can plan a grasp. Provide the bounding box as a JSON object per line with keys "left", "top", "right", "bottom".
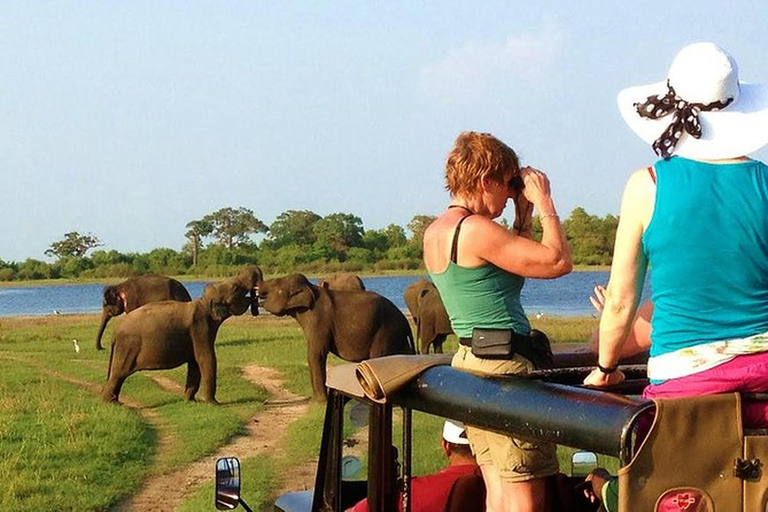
{"left": 430, "top": 262, "right": 530, "bottom": 339}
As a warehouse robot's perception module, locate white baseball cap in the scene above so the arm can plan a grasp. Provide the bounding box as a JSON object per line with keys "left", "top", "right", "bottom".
{"left": 442, "top": 420, "right": 470, "bottom": 445}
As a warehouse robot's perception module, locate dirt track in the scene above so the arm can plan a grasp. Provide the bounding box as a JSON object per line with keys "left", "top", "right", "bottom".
{"left": 113, "top": 364, "right": 315, "bottom": 511}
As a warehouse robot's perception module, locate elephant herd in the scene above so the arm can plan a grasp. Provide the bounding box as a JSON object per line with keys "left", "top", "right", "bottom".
{"left": 97, "top": 270, "right": 454, "bottom": 404}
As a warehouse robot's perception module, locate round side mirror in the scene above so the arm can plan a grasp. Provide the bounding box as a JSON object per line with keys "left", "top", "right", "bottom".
{"left": 215, "top": 457, "right": 242, "bottom": 510}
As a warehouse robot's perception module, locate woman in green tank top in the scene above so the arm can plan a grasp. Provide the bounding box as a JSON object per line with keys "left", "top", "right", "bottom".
{"left": 423, "top": 132, "right": 572, "bottom": 512}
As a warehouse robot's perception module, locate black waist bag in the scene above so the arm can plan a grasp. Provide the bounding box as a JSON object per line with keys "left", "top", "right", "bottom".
{"left": 471, "top": 328, "right": 554, "bottom": 369}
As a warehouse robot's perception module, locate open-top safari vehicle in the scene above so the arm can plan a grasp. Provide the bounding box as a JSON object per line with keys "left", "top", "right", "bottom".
{"left": 216, "top": 344, "right": 768, "bottom": 512}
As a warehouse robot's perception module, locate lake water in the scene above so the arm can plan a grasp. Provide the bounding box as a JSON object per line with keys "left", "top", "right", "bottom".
{"left": 0, "top": 272, "right": 650, "bottom": 318}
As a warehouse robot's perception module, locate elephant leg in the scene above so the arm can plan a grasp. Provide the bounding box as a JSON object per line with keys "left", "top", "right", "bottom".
{"left": 307, "top": 349, "right": 328, "bottom": 402}
{"left": 185, "top": 360, "right": 201, "bottom": 401}
{"left": 415, "top": 320, "right": 425, "bottom": 354}
{"left": 195, "top": 345, "right": 218, "bottom": 404}
{"left": 102, "top": 370, "right": 132, "bottom": 403}
{"left": 102, "top": 376, "right": 125, "bottom": 402}
{"left": 102, "top": 343, "right": 137, "bottom": 402}
{"left": 433, "top": 334, "right": 448, "bottom": 354}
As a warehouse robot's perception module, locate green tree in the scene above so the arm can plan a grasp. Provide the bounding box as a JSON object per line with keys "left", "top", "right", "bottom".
{"left": 313, "top": 213, "right": 364, "bottom": 260}
{"left": 563, "top": 207, "right": 617, "bottom": 265}
{"left": 53, "top": 256, "right": 94, "bottom": 279}
{"left": 362, "top": 224, "right": 406, "bottom": 253}
{"left": 184, "top": 219, "right": 214, "bottom": 266}
{"left": 383, "top": 224, "right": 407, "bottom": 248}
{"left": 45, "top": 232, "right": 101, "bottom": 259}
{"left": 146, "top": 248, "right": 188, "bottom": 274}
{"left": 267, "top": 210, "right": 321, "bottom": 248}
{"left": 17, "top": 258, "right": 52, "bottom": 280}
{"left": 201, "top": 207, "right": 267, "bottom": 250}
{"left": 406, "top": 215, "right": 436, "bottom": 247}
{"left": 406, "top": 215, "right": 436, "bottom": 259}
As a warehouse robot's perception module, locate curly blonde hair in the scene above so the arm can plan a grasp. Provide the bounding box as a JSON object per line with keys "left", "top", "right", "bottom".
{"left": 444, "top": 132, "right": 520, "bottom": 197}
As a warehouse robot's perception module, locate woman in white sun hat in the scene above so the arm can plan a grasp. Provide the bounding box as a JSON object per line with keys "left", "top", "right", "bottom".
{"left": 584, "top": 42, "right": 768, "bottom": 426}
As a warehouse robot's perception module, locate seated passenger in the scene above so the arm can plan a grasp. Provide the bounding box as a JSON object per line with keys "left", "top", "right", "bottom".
{"left": 584, "top": 42, "right": 768, "bottom": 426}
{"left": 349, "top": 420, "right": 483, "bottom": 512}
{"left": 582, "top": 40, "right": 768, "bottom": 512}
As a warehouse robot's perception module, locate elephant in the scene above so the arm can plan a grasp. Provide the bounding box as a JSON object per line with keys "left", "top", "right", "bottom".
{"left": 101, "top": 266, "right": 262, "bottom": 404}
{"left": 403, "top": 279, "right": 454, "bottom": 354}
{"left": 317, "top": 272, "right": 366, "bottom": 291}
{"left": 95, "top": 275, "right": 192, "bottom": 351}
{"left": 257, "top": 273, "right": 414, "bottom": 401}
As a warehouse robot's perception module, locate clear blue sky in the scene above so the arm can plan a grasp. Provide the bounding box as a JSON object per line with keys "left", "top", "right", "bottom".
{"left": 2, "top": 1, "right": 767, "bottom": 262}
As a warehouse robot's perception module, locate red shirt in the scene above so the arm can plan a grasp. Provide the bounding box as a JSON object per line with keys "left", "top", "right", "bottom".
{"left": 350, "top": 464, "right": 480, "bottom": 512}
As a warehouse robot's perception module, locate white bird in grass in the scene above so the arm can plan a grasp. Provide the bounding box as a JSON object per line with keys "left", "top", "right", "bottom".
{"left": 72, "top": 339, "right": 80, "bottom": 353}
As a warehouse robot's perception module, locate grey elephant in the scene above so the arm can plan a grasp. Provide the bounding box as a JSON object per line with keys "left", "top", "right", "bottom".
{"left": 258, "top": 273, "right": 414, "bottom": 401}
{"left": 317, "top": 272, "right": 366, "bottom": 291}
{"left": 403, "top": 279, "right": 453, "bottom": 354}
{"left": 101, "top": 266, "right": 262, "bottom": 404}
{"left": 95, "top": 275, "right": 192, "bottom": 351}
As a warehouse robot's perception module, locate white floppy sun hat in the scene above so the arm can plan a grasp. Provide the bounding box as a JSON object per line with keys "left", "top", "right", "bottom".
{"left": 442, "top": 420, "right": 470, "bottom": 445}
{"left": 617, "top": 42, "right": 768, "bottom": 160}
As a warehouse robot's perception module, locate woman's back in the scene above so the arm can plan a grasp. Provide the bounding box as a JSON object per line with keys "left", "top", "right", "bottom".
{"left": 644, "top": 156, "right": 768, "bottom": 356}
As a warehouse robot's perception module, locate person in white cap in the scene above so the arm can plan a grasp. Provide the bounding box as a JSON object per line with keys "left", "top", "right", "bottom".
{"left": 349, "top": 420, "right": 481, "bottom": 512}
{"left": 583, "top": 42, "right": 768, "bottom": 511}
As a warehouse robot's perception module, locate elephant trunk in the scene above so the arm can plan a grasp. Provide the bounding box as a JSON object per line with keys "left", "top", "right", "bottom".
{"left": 95, "top": 310, "right": 111, "bottom": 351}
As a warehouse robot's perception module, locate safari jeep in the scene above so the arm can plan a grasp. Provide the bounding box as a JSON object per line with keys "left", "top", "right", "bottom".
{"left": 216, "top": 345, "right": 768, "bottom": 512}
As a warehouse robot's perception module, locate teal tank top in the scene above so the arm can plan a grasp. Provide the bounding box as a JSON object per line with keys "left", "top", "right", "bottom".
{"left": 643, "top": 157, "right": 768, "bottom": 357}
{"left": 430, "top": 263, "right": 530, "bottom": 339}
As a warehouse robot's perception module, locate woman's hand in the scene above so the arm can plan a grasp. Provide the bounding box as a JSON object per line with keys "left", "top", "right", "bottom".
{"left": 582, "top": 468, "right": 614, "bottom": 504}
{"left": 590, "top": 285, "right": 607, "bottom": 316}
{"left": 583, "top": 367, "right": 625, "bottom": 387}
{"left": 519, "top": 166, "right": 553, "bottom": 209}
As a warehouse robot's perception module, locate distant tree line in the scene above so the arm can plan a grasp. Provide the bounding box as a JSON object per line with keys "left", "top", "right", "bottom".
{"left": 0, "top": 206, "right": 618, "bottom": 281}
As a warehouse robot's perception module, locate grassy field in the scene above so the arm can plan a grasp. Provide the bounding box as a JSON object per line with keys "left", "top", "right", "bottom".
{"left": 0, "top": 312, "right": 609, "bottom": 511}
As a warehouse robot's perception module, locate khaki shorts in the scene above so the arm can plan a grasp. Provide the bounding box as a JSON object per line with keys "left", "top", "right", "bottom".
{"left": 452, "top": 344, "right": 559, "bottom": 482}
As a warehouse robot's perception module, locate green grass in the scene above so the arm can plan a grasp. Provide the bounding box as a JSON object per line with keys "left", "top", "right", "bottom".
{"left": 0, "top": 313, "right": 605, "bottom": 510}
{"left": 0, "top": 360, "right": 153, "bottom": 511}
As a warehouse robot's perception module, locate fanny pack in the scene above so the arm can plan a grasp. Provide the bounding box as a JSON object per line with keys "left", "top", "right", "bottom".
{"left": 465, "top": 328, "right": 554, "bottom": 369}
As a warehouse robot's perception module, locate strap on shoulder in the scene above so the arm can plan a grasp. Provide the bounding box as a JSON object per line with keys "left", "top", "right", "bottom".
{"left": 647, "top": 166, "right": 656, "bottom": 184}
{"left": 450, "top": 215, "right": 472, "bottom": 264}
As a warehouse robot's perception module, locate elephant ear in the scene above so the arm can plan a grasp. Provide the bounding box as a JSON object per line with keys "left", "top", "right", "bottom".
{"left": 103, "top": 286, "right": 119, "bottom": 306}
{"left": 202, "top": 284, "right": 230, "bottom": 322}
{"left": 287, "top": 283, "right": 317, "bottom": 311}
{"left": 209, "top": 300, "right": 231, "bottom": 322}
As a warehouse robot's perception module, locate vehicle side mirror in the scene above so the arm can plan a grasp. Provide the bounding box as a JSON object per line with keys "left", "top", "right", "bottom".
{"left": 216, "top": 457, "right": 248, "bottom": 510}
{"left": 570, "top": 451, "right": 598, "bottom": 477}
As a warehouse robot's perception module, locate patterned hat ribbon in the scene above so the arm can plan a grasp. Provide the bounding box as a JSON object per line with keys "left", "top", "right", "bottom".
{"left": 634, "top": 80, "right": 734, "bottom": 159}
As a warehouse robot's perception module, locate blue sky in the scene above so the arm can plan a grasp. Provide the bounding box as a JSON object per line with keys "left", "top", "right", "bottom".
{"left": 2, "top": 1, "right": 767, "bottom": 262}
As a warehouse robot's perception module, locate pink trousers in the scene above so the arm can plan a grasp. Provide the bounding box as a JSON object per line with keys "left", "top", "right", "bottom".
{"left": 642, "top": 351, "right": 768, "bottom": 428}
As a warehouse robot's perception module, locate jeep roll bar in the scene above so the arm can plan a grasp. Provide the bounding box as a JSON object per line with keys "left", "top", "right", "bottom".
{"left": 310, "top": 357, "right": 654, "bottom": 512}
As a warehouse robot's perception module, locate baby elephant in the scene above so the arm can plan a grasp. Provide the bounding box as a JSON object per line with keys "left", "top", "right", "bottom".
{"left": 102, "top": 266, "right": 262, "bottom": 404}
{"left": 258, "top": 273, "right": 414, "bottom": 401}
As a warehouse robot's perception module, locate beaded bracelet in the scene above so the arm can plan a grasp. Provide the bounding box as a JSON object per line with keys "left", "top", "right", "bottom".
{"left": 540, "top": 212, "right": 559, "bottom": 220}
